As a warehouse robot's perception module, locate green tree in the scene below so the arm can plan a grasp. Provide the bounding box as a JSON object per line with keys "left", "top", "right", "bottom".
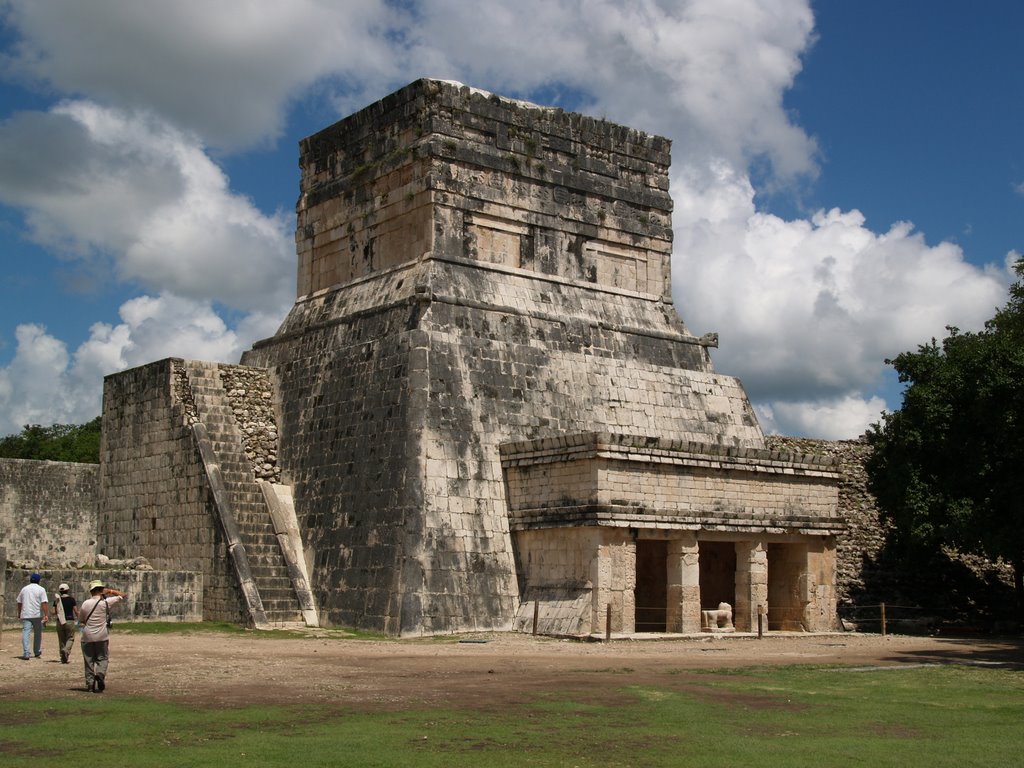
{"left": 867, "top": 257, "right": 1024, "bottom": 614}
{"left": 0, "top": 416, "right": 102, "bottom": 463}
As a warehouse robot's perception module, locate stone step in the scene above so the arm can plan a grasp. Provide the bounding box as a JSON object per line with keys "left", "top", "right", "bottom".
{"left": 265, "top": 620, "right": 307, "bottom": 630}
{"left": 243, "top": 547, "right": 283, "bottom": 563}
{"left": 260, "top": 588, "right": 301, "bottom": 604}
{"left": 249, "top": 560, "right": 291, "bottom": 576}
{"left": 240, "top": 528, "right": 279, "bottom": 541}
{"left": 254, "top": 572, "right": 294, "bottom": 587}
{"left": 186, "top": 362, "right": 295, "bottom": 630}
{"left": 264, "top": 613, "right": 304, "bottom": 625}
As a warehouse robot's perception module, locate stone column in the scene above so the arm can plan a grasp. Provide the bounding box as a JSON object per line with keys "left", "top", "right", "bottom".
{"left": 666, "top": 534, "right": 701, "bottom": 633}
{"left": 590, "top": 530, "right": 635, "bottom": 635}
{"left": 734, "top": 540, "right": 768, "bottom": 632}
{"left": 807, "top": 537, "right": 838, "bottom": 631}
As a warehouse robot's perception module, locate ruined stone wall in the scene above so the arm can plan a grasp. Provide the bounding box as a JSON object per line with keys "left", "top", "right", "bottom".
{"left": 219, "top": 365, "right": 281, "bottom": 483}
{"left": 100, "top": 359, "right": 246, "bottom": 623}
{"left": 0, "top": 458, "right": 98, "bottom": 567}
{"left": 3, "top": 568, "right": 202, "bottom": 625}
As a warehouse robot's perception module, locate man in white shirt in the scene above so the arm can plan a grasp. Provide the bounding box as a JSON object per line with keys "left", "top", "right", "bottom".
{"left": 16, "top": 573, "right": 49, "bottom": 660}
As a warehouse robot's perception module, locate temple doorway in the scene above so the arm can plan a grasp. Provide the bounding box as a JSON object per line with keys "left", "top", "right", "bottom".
{"left": 699, "top": 540, "right": 736, "bottom": 611}
{"left": 634, "top": 539, "right": 667, "bottom": 632}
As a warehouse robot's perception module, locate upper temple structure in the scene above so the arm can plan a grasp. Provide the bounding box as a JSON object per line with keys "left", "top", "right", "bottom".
{"left": 85, "top": 79, "right": 844, "bottom": 635}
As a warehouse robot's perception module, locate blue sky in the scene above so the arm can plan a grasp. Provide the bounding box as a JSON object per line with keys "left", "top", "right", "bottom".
{"left": 0, "top": 0, "right": 1020, "bottom": 439}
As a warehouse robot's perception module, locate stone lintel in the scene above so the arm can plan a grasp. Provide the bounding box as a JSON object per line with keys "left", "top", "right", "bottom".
{"left": 499, "top": 431, "right": 841, "bottom": 476}
{"left": 507, "top": 506, "right": 845, "bottom": 536}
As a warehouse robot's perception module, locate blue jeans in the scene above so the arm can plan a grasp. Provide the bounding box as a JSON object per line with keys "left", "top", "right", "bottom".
{"left": 21, "top": 617, "right": 43, "bottom": 657}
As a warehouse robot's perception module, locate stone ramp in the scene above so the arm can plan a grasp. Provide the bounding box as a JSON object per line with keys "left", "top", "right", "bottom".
{"left": 183, "top": 362, "right": 303, "bottom": 627}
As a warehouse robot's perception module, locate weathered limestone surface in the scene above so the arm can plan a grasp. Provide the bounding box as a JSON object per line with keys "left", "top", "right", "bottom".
{"left": 501, "top": 432, "right": 841, "bottom": 634}
{"left": 3, "top": 568, "right": 202, "bottom": 624}
{"left": 100, "top": 359, "right": 247, "bottom": 624}
{"left": 242, "top": 79, "right": 766, "bottom": 635}
{"left": 501, "top": 433, "right": 841, "bottom": 532}
{"left": 0, "top": 458, "right": 98, "bottom": 566}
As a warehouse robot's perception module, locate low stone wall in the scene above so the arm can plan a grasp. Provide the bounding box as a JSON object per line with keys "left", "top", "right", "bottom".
{"left": 3, "top": 568, "right": 202, "bottom": 625}
{"left": 0, "top": 458, "right": 98, "bottom": 567}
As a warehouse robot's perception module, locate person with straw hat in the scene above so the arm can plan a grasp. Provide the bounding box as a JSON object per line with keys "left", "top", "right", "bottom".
{"left": 79, "top": 579, "right": 126, "bottom": 693}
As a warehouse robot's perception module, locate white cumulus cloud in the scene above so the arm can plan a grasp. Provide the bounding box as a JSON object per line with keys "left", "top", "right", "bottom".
{"left": 0, "top": 293, "right": 274, "bottom": 436}
{"left": 0, "top": 0, "right": 1014, "bottom": 441}
{"left": 0, "top": 0, "right": 403, "bottom": 150}
{"left": 0, "top": 101, "right": 294, "bottom": 312}
{"left": 672, "top": 160, "right": 1012, "bottom": 437}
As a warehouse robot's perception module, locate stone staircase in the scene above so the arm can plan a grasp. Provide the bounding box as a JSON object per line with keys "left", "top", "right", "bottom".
{"left": 182, "top": 362, "right": 303, "bottom": 626}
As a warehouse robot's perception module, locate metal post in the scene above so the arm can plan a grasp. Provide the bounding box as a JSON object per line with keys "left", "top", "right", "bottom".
{"left": 880, "top": 602, "right": 886, "bottom": 636}
{"left": 532, "top": 600, "right": 539, "bottom": 636}
{"left": 605, "top": 603, "right": 612, "bottom": 642}
{"left": 757, "top": 606, "right": 763, "bottom": 639}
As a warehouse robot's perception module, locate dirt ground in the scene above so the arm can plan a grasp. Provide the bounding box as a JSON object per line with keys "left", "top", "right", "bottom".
{"left": 2, "top": 628, "right": 1022, "bottom": 709}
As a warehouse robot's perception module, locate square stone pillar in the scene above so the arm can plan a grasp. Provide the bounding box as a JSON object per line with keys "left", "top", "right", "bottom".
{"left": 590, "top": 530, "right": 635, "bottom": 634}
{"left": 666, "top": 533, "right": 701, "bottom": 633}
{"left": 806, "top": 537, "right": 838, "bottom": 631}
{"left": 734, "top": 540, "right": 767, "bottom": 632}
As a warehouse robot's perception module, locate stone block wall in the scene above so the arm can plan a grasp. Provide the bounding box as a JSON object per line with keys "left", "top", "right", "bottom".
{"left": 245, "top": 301, "right": 428, "bottom": 634}
{"left": 806, "top": 539, "right": 838, "bottom": 630}
{"left": 0, "top": 458, "right": 98, "bottom": 567}
{"left": 598, "top": 462, "right": 836, "bottom": 520}
{"left": 511, "top": 527, "right": 602, "bottom": 635}
{"left": 100, "top": 359, "right": 246, "bottom": 624}
{"left": 297, "top": 79, "right": 674, "bottom": 301}
{"left": 502, "top": 434, "right": 840, "bottom": 532}
{"left": 3, "top": 568, "right": 202, "bottom": 625}
{"left": 765, "top": 437, "right": 887, "bottom": 604}
{"left": 243, "top": 256, "right": 769, "bottom": 634}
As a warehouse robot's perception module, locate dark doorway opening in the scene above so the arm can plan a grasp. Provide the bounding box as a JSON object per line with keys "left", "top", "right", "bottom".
{"left": 634, "top": 539, "right": 667, "bottom": 632}
{"left": 699, "top": 540, "right": 736, "bottom": 610}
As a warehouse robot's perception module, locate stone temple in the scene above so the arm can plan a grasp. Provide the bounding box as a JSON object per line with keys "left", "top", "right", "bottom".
{"left": 57, "top": 79, "right": 844, "bottom": 636}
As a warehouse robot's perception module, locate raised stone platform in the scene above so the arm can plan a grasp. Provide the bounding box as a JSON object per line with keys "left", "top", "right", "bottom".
{"left": 2, "top": 80, "right": 844, "bottom": 638}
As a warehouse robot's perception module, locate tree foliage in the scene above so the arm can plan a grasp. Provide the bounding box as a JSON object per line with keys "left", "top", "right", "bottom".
{"left": 866, "top": 258, "right": 1024, "bottom": 610}
{"left": 0, "top": 417, "right": 102, "bottom": 463}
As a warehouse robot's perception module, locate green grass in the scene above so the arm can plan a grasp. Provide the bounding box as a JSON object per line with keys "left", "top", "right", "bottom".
{"left": 2, "top": 664, "right": 1021, "bottom": 766}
